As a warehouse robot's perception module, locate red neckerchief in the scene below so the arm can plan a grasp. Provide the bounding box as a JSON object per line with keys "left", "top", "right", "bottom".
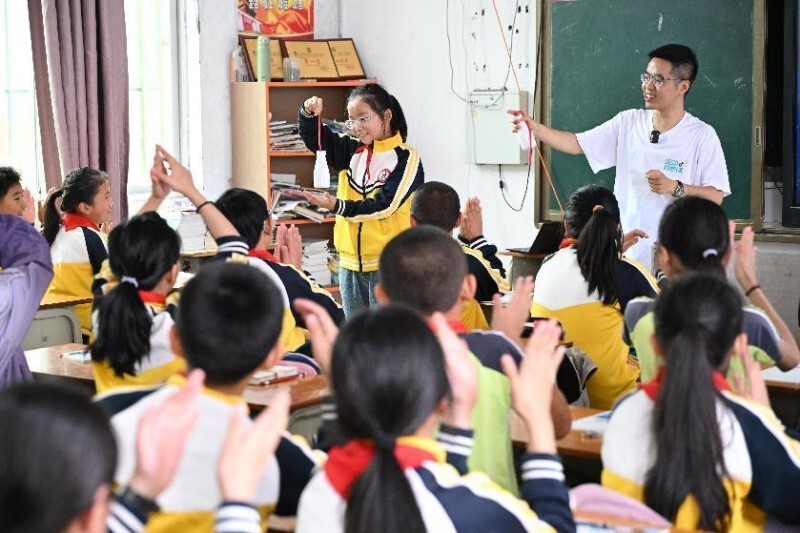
{"left": 138, "top": 291, "right": 166, "bottom": 305}
{"left": 641, "top": 367, "right": 731, "bottom": 401}
{"left": 324, "top": 440, "right": 437, "bottom": 499}
{"left": 427, "top": 318, "right": 469, "bottom": 335}
{"left": 62, "top": 212, "right": 100, "bottom": 232}
{"left": 248, "top": 248, "right": 278, "bottom": 263}
{"left": 559, "top": 238, "right": 578, "bottom": 250}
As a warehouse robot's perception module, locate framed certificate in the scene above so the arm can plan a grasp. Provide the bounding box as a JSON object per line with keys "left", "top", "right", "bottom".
{"left": 281, "top": 39, "right": 340, "bottom": 80}
{"left": 328, "top": 39, "right": 366, "bottom": 79}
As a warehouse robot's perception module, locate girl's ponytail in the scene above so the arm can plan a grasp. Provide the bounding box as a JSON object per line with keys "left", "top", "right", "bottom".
{"left": 576, "top": 206, "right": 620, "bottom": 305}
{"left": 645, "top": 274, "right": 742, "bottom": 530}
{"left": 388, "top": 94, "right": 408, "bottom": 142}
{"left": 333, "top": 307, "right": 448, "bottom": 533}
{"left": 90, "top": 213, "right": 181, "bottom": 376}
{"left": 42, "top": 188, "right": 64, "bottom": 245}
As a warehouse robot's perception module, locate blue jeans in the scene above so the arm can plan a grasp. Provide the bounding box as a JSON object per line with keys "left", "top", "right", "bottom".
{"left": 339, "top": 268, "right": 379, "bottom": 318}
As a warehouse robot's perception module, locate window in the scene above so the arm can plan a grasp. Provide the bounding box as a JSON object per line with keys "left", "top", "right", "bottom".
{"left": 0, "top": 0, "right": 193, "bottom": 214}
{"left": 0, "top": 1, "right": 45, "bottom": 196}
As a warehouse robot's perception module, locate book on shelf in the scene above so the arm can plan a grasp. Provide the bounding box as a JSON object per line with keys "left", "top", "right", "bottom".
{"left": 292, "top": 204, "right": 327, "bottom": 223}
{"left": 303, "top": 238, "right": 332, "bottom": 286}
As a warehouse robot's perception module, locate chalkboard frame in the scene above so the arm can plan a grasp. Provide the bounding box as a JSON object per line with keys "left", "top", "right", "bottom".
{"left": 535, "top": 0, "right": 766, "bottom": 228}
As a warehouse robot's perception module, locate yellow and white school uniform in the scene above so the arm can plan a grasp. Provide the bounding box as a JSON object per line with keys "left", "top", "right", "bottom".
{"left": 98, "top": 375, "right": 320, "bottom": 532}
{"left": 531, "top": 246, "right": 658, "bottom": 409}
{"left": 47, "top": 213, "right": 108, "bottom": 334}
{"left": 603, "top": 373, "right": 800, "bottom": 531}
{"left": 91, "top": 259, "right": 185, "bottom": 393}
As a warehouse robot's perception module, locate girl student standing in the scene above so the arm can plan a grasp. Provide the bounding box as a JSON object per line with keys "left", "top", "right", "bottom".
{"left": 298, "top": 83, "right": 424, "bottom": 316}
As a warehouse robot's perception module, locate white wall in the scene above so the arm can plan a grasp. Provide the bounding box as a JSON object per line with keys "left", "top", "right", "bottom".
{"left": 336, "top": 0, "right": 541, "bottom": 250}
{"left": 195, "top": 0, "right": 237, "bottom": 199}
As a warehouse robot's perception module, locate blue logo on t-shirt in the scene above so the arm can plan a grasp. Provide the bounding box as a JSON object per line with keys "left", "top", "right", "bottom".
{"left": 663, "top": 159, "right": 685, "bottom": 174}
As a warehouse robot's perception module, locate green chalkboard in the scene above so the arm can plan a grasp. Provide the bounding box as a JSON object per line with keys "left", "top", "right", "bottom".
{"left": 541, "top": 0, "right": 763, "bottom": 221}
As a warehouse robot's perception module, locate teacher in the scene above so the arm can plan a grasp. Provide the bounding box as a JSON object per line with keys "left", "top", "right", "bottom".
{"left": 512, "top": 44, "right": 730, "bottom": 270}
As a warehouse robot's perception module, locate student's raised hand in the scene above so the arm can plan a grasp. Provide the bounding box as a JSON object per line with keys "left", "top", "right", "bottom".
{"left": 218, "top": 389, "right": 290, "bottom": 502}
{"left": 431, "top": 312, "right": 477, "bottom": 429}
{"left": 129, "top": 369, "right": 205, "bottom": 499}
{"left": 490, "top": 276, "right": 534, "bottom": 342}
{"left": 731, "top": 342, "right": 771, "bottom": 408}
{"left": 621, "top": 229, "right": 648, "bottom": 253}
{"left": 734, "top": 225, "right": 759, "bottom": 293}
{"left": 458, "top": 197, "right": 484, "bottom": 241}
{"left": 22, "top": 188, "right": 35, "bottom": 224}
{"left": 294, "top": 298, "right": 339, "bottom": 374}
{"left": 303, "top": 96, "right": 324, "bottom": 116}
{"left": 149, "top": 152, "right": 172, "bottom": 200}
{"left": 151, "top": 145, "right": 198, "bottom": 199}
{"left": 501, "top": 319, "right": 565, "bottom": 453}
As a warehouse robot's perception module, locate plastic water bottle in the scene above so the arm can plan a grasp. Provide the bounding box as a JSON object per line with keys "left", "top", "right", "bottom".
{"left": 314, "top": 151, "right": 330, "bottom": 188}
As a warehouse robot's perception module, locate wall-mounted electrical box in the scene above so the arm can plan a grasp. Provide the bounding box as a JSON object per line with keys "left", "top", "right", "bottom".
{"left": 467, "top": 90, "right": 527, "bottom": 165}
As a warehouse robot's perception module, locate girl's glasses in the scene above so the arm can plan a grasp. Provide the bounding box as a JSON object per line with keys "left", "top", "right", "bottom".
{"left": 344, "top": 114, "right": 375, "bottom": 130}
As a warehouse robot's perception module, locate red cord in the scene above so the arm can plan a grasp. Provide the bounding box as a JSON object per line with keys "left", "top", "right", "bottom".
{"left": 490, "top": 0, "right": 563, "bottom": 212}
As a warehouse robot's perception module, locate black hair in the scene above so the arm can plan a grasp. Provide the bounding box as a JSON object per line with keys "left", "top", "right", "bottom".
{"left": 177, "top": 261, "right": 283, "bottom": 386}
{"left": 658, "top": 196, "right": 728, "bottom": 278}
{"left": 332, "top": 305, "right": 449, "bottom": 533}
{"left": 378, "top": 225, "right": 468, "bottom": 314}
{"left": 42, "top": 167, "right": 109, "bottom": 245}
{"left": 0, "top": 382, "right": 117, "bottom": 532}
{"left": 90, "top": 212, "right": 181, "bottom": 377}
{"left": 564, "top": 184, "right": 622, "bottom": 305}
{"left": 410, "top": 181, "right": 461, "bottom": 232}
{"left": 347, "top": 83, "right": 409, "bottom": 142}
{"left": 0, "top": 166, "right": 22, "bottom": 199}
{"left": 216, "top": 188, "right": 270, "bottom": 250}
{"left": 648, "top": 44, "right": 698, "bottom": 93}
{"left": 646, "top": 274, "right": 742, "bottom": 530}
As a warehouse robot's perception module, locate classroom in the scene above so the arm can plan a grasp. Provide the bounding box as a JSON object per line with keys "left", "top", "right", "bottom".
{"left": 2, "top": 1, "right": 800, "bottom": 531}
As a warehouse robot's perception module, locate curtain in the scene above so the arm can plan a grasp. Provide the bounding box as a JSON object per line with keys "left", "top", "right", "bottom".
{"left": 27, "top": 0, "right": 130, "bottom": 221}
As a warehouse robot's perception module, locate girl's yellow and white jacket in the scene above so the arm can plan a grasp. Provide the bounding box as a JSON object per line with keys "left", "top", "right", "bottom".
{"left": 46, "top": 213, "right": 108, "bottom": 334}
{"left": 299, "top": 108, "right": 424, "bottom": 273}
{"left": 602, "top": 372, "right": 800, "bottom": 531}
{"left": 90, "top": 260, "right": 185, "bottom": 393}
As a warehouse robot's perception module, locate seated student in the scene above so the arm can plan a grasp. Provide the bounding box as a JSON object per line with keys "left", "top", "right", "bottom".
{"left": 0, "top": 167, "right": 34, "bottom": 223}
{"left": 90, "top": 148, "right": 246, "bottom": 392}
{"left": 98, "top": 261, "right": 319, "bottom": 531}
{"left": 603, "top": 274, "right": 800, "bottom": 530}
{"left": 373, "top": 225, "right": 571, "bottom": 494}
{"left": 0, "top": 368, "right": 294, "bottom": 532}
{"left": 42, "top": 167, "right": 113, "bottom": 336}
{"left": 296, "top": 306, "right": 574, "bottom": 532}
{"left": 532, "top": 184, "right": 658, "bottom": 409}
{"left": 0, "top": 215, "right": 53, "bottom": 387}
{"left": 626, "top": 196, "right": 800, "bottom": 383}
{"left": 410, "top": 181, "right": 508, "bottom": 330}
{"left": 215, "top": 187, "right": 344, "bottom": 330}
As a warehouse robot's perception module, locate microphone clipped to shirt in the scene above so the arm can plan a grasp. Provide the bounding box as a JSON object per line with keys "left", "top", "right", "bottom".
{"left": 650, "top": 130, "right": 660, "bottom": 144}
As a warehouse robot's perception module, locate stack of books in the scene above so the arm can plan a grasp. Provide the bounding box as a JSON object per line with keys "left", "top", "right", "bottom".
{"left": 176, "top": 212, "right": 212, "bottom": 252}
{"left": 269, "top": 120, "right": 307, "bottom": 152}
{"left": 303, "top": 238, "right": 332, "bottom": 285}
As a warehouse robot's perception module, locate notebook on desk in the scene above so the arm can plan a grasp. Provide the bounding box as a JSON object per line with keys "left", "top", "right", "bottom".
{"left": 507, "top": 221, "right": 564, "bottom": 255}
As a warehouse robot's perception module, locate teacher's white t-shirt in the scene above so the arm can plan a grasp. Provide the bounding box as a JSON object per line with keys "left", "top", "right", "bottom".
{"left": 576, "top": 109, "right": 730, "bottom": 269}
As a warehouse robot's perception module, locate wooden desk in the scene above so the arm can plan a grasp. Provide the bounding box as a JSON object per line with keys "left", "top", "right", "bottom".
{"left": 513, "top": 406, "right": 603, "bottom": 460}
{"left": 499, "top": 250, "right": 549, "bottom": 282}
{"left": 245, "top": 375, "right": 329, "bottom": 413}
{"left": 25, "top": 343, "right": 95, "bottom": 389}
{"left": 39, "top": 294, "right": 93, "bottom": 310}
{"left": 24, "top": 344, "right": 330, "bottom": 413}
{"left": 763, "top": 366, "right": 800, "bottom": 429}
